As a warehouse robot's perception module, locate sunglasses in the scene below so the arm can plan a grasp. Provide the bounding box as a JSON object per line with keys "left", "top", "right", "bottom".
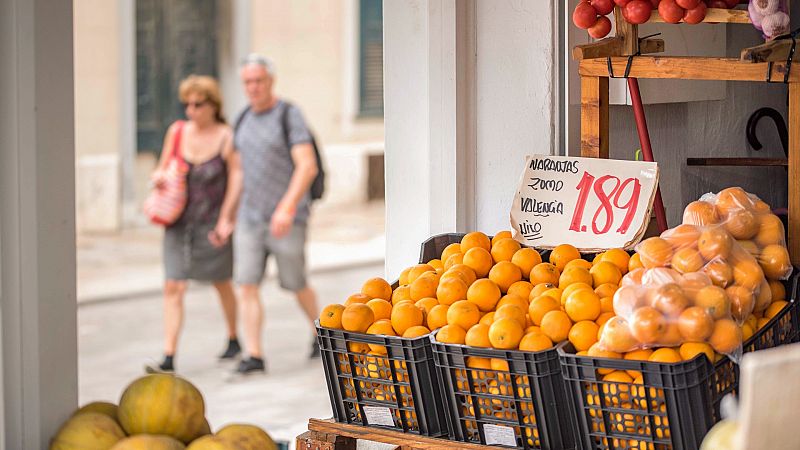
{"left": 183, "top": 100, "right": 208, "bottom": 108}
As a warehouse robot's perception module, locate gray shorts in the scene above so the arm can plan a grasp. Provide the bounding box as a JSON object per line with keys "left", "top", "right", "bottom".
{"left": 234, "top": 221, "right": 308, "bottom": 291}
{"left": 163, "top": 221, "right": 233, "bottom": 282}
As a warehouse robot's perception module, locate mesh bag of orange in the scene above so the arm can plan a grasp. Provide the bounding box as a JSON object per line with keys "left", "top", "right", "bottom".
{"left": 598, "top": 187, "right": 789, "bottom": 361}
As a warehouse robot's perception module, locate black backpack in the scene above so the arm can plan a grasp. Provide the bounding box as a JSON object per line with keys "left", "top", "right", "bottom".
{"left": 234, "top": 102, "right": 325, "bottom": 201}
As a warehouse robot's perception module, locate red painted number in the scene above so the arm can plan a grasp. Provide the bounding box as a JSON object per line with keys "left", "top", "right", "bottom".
{"left": 569, "top": 171, "right": 642, "bottom": 235}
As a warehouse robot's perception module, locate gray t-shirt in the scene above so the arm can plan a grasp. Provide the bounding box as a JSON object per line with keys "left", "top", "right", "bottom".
{"left": 234, "top": 100, "right": 313, "bottom": 225}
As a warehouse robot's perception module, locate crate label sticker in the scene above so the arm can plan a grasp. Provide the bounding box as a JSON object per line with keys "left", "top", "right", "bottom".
{"left": 510, "top": 155, "right": 659, "bottom": 251}
{"left": 362, "top": 406, "right": 395, "bottom": 426}
{"left": 483, "top": 423, "right": 517, "bottom": 447}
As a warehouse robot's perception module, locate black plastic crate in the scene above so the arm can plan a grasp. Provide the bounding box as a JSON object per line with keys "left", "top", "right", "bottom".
{"left": 317, "top": 323, "right": 447, "bottom": 437}
{"left": 431, "top": 333, "right": 576, "bottom": 450}
{"left": 558, "top": 273, "right": 800, "bottom": 450}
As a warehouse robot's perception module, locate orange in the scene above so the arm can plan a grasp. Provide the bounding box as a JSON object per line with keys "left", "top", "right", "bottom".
{"left": 428, "top": 259, "right": 444, "bottom": 271}
{"left": 447, "top": 300, "right": 481, "bottom": 330}
{"left": 519, "top": 331, "right": 553, "bottom": 352}
{"left": 530, "top": 263, "right": 560, "bottom": 285}
{"left": 753, "top": 199, "right": 772, "bottom": 213}
{"left": 677, "top": 306, "right": 714, "bottom": 341}
{"left": 754, "top": 214, "right": 785, "bottom": 247}
{"left": 658, "top": 323, "right": 683, "bottom": 347}
{"left": 361, "top": 277, "right": 393, "bottom": 300}
{"left": 564, "top": 289, "right": 602, "bottom": 322}
{"left": 587, "top": 343, "right": 622, "bottom": 375}
{"left": 595, "top": 283, "right": 618, "bottom": 299}
{"left": 561, "top": 282, "right": 592, "bottom": 304}
{"left": 708, "top": 318, "right": 742, "bottom": 354}
{"left": 680, "top": 272, "right": 713, "bottom": 301}
{"left": 768, "top": 280, "right": 786, "bottom": 301}
{"left": 602, "top": 371, "right": 633, "bottom": 404}
{"left": 511, "top": 248, "right": 542, "bottom": 279}
{"left": 565, "top": 258, "right": 593, "bottom": 271}
{"left": 466, "top": 356, "right": 492, "bottom": 369}
{"left": 366, "top": 319, "right": 397, "bottom": 353}
{"left": 703, "top": 259, "right": 733, "bottom": 288}
{"left": 559, "top": 266, "right": 593, "bottom": 290}
{"left": 694, "top": 285, "right": 730, "bottom": 319}
{"left": 589, "top": 261, "right": 622, "bottom": 288}
{"left": 661, "top": 223, "right": 701, "bottom": 249}
{"left": 446, "top": 264, "right": 477, "bottom": 286}
{"left": 465, "top": 323, "right": 492, "bottom": 348}
{"left": 461, "top": 231, "right": 491, "bottom": 254}
{"left": 733, "top": 259, "right": 765, "bottom": 290}
{"left": 683, "top": 200, "right": 720, "bottom": 226}
{"left": 596, "top": 312, "right": 615, "bottom": 327}
{"left": 407, "top": 265, "right": 435, "bottom": 284}
{"left": 489, "top": 261, "right": 523, "bottom": 293}
{"left": 427, "top": 304, "right": 449, "bottom": 330}
{"left": 716, "top": 187, "right": 753, "bottom": 216}
{"left": 529, "top": 282, "right": 556, "bottom": 299}
{"left": 507, "top": 281, "right": 533, "bottom": 300}
{"left": 436, "top": 324, "right": 467, "bottom": 344}
{"left": 569, "top": 321, "right": 600, "bottom": 352}
{"left": 491, "top": 358, "right": 510, "bottom": 372}
{"left": 541, "top": 287, "right": 564, "bottom": 304}
{"left": 525, "top": 325, "right": 541, "bottom": 335}
{"left": 737, "top": 239, "right": 759, "bottom": 256}
{"left": 550, "top": 244, "right": 581, "bottom": 271}
{"left": 628, "top": 253, "right": 644, "bottom": 272}
{"left": 345, "top": 293, "right": 372, "bottom": 306}
{"left": 759, "top": 244, "right": 792, "bottom": 280}
{"left": 650, "top": 283, "right": 689, "bottom": 318}
{"left": 319, "top": 304, "right": 346, "bottom": 329}
{"left": 757, "top": 317, "right": 771, "bottom": 330}
{"left": 679, "top": 342, "right": 714, "bottom": 362}
{"left": 725, "top": 209, "right": 759, "bottom": 240}
{"left": 391, "top": 302, "right": 424, "bottom": 336}
{"left": 494, "top": 304, "right": 527, "bottom": 329}
{"left": 436, "top": 276, "right": 468, "bottom": 306}
{"left": 637, "top": 237, "right": 673, "bottom": 269}
{"left": 348, "top": 342, "right": 370, "bottom": 354}
{"left": 742, "top": 322, "right": 755, "bottom": 341}
{"left": 367, "top": 298, "right": 394, "bottom": 321}
{"left": 414, "top": 297, "right": 439, "bottom": 315}
{"left": 398, "top": 267, "right": 412, "bottom": 286}
{"left": 463, "top": 247, "right": 493, "bottom": 278}
{"left": 488, "top": 318, "right": 525, "bottom": 349}
{"left": 698, "top": 227, "right": 733, "bottom": 261}
{"left": 497, "top": 294, "right": 529, "bottom": 313}
{"left": 441, "top": 243, "right": 463, "bottom": 264}
{"left": 403, "top": 325, "right": 431, "bottom": 338}
{"left": 623, "top": 349, "right": 653, "bottom": 378}
{"left": 612, "top": 285, "right": 640, "bottom": 317}
{"left": 391, "top": 286, "right": 412, "bottom": 305}
{"left": 540, "top": 310, "right": 572, "bottom": 343}
{"left": 629, "top": 307, "right": 666, "bottom": 345}
{"left": 726, "top": 285, "right": 755, "bottom": 322}
{"left": 765, "top": 300, "right": 788, "bottom": 320}
{"left": 602, "top": 248, "right": 631, "bottom": 274}
{"left": 671, "top": 248, "right": 704, "bottom": 274}
{"left": 491, "top": 230, "right": 513, "bottom": 246}
{"left": 466, "top": 278, "right": 501, "bottom": 312}
{"left": 479, "top": 311, "right": 495, "bottom": 326}
{"left": 443, "top": 253, "right": 464, "bottom": 271}
{"left": 599, "top": 296, "right": 614, "bottom": 314}
{"left": 410, "top": 272, "right": 439, "bottom": 301}
{"left": 341, "top": 304, "right": 376, "bottom": 333}
{"left": 491, "top": 238, "right": 521, "bottom": 263}
{"left": 528, "top": 295, "right": 561, "bottom": 326}
{"left": 648, "top": 348, "right": 682, "bottom": 363}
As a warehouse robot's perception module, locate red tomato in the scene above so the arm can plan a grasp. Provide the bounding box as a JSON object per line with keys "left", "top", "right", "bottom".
{"left": 723, "top": 0, "right": 740, "bottom": 8}
{"left": 650, "top": 0, "right": 662, "bottom": 7}
{"left": 623, "top": 0, "right": 653, "bottom": 24}
{"left": 591, "top": 0, "right": 616, "bottom": 15}
{"left": 614, "top": 0, "right": 632, "bottom": 7}
{"left": 573, "top": 2, "right": 599, "bottom": 29}
{"left": 658, "top": 0, "right": 685, "bottom": 23}
{"left": 588, "top": 15, "right": 613, "bottom": 38}
{"left": 675, "top": 0, "right": 700, "bottom": 8}
{"left": 683, "top": 1, "right": 707, "bottom": 23}
{"left": 706, "top": 0, "right": 728, "bottom": 8}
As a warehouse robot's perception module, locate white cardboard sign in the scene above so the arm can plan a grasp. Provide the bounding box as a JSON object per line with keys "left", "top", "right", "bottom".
{"left": 510, "top": 155, "right": 659, "bottom": 251}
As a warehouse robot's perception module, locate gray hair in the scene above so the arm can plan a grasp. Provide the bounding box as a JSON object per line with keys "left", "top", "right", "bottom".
{"left": 241, "top": 53, "right": 276, "bottom": 76}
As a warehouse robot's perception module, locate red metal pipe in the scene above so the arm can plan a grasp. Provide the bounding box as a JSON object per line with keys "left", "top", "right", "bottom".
{"left": 627, "top": 77, "right": 669, "bottom": 233}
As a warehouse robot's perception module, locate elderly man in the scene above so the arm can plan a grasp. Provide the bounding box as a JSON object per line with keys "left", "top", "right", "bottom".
{"left": 223, "top": 54, "right": 320, "bottom": 374}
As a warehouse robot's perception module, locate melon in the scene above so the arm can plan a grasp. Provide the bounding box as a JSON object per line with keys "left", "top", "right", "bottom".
{"left": 110, "top": 434, "right": 186, "bottom": 450}
{"left": 118, "top": 374, "right": 206, "bottom": 443}
{"left": 216, "top": 424, "right": 277, "bottom": 450}
{"left": 73, "top": 401, "right": 119, "bottom": 422}
{"left": 50, "top": 412, "right": 125, "bottom": 450}
{"left": 185, "top": 436, "right": 243, "bottom": 450}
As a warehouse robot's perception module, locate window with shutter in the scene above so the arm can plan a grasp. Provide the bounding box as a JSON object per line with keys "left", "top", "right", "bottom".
{"left": 358, "top": 0, "right": 383, "bottom": 117}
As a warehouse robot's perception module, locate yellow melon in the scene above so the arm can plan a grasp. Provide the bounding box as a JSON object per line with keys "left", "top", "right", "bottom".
{"left": 109, "top": 435, "right": 187, "bottom": 450}
{"left": 216, "top": 424, "right": 277, "bottom": 450}
{"left": 50, "top": 412, "right": 125, "bottom": 450}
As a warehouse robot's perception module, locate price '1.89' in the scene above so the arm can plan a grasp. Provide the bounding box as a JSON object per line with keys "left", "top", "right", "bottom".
{"left": 568, "top": 171, "right": 642, "bottom": 235}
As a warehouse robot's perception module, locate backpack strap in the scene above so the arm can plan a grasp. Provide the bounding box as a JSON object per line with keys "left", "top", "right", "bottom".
{"left": 279, "top": 101, "right": 292, "bottom": 149}
{"left": 233, "top": 106, "right": 251, "bottom": 133}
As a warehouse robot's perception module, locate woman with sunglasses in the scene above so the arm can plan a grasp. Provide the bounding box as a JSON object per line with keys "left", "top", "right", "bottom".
{"left": 148, "top": 75, "right": 241, "bottom": 372}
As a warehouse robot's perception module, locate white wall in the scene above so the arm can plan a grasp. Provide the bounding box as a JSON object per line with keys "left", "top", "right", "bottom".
{"left": 384, "top": 0, "right": 559, "bottom": 277}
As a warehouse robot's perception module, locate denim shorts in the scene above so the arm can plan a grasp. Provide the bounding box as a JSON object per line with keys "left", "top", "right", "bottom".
{"left": 233, "top": 221, "right": 308, "bottom": 291}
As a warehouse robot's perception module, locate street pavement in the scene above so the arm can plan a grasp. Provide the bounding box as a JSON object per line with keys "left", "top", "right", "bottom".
{"left": 77, "top": 201, "right": 387, "bottom": 448}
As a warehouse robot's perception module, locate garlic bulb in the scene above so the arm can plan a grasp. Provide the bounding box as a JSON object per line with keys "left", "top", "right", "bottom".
{"left": 752, "top": 0, "right": 779, "bottom": 16}
{"left": 762, "top": 11, "right": 790, "bottom": 39}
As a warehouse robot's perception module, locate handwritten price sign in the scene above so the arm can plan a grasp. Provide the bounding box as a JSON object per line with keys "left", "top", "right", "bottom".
{"left": 510, "top": 155, "right": 659, "bottom": 251}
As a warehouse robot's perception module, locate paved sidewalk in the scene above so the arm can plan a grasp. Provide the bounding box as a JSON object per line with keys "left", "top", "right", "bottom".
{"left": 76, "top": 201, "right": 386, "bottom": 303}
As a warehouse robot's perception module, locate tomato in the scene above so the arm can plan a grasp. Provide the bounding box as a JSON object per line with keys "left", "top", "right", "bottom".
{"left": 623, "top": 0, "right": 653, "bottom": 24}
{"left": 723, "top": 0, "right": 740, "bottom": 8}
{"left": 675, "top": 0, "right": 699, "bottom": 8}
{"left": 649, "top": 0, "right": 662, "bottom": 7}
{"left": 588, "top": 15, "right": 613, "bottom": 39}
{"left": 658, "top": 0, "right": 685, "bottom": 23}
{"left": 706, "top": 0, "right": 728, "bottom": 8}
{"left": 683, "top": 1, "right": 707, "bottom": 23}
{"left": 573, "top": 2, "right": 599, "bottom": 29}
{"left": 590, "top": 0, "right": 615, "bottom": 15}
{"left": 614, "top": 0, "right": 632, "bottom": 7}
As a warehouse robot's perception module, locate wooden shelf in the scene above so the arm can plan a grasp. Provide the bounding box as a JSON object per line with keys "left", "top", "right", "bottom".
{"left": 648, "top": 7, "right": 751, "bottom": 24}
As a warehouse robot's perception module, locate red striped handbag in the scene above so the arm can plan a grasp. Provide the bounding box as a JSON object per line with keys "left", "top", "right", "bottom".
{"left": 143, "top": 121, "right": 189, "bottom": 226}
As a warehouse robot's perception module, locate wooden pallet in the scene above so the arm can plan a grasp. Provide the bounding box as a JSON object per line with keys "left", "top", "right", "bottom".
{"left": 295, "top": 419, "right": 492, "bottom": 450}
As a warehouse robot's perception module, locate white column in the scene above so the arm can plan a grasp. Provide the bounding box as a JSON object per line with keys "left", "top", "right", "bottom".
{"left": 0, "top": 0, "right": 77, "bottom": 448}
